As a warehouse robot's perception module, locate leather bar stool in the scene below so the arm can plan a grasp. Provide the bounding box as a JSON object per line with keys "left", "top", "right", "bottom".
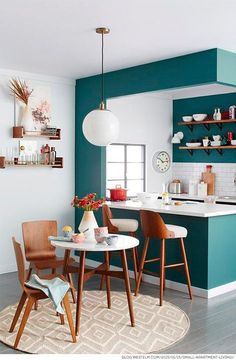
{"left": 100, "top": 204, "right": 139, "bottom": 287}
{"left": 135, "top": 210, "right": 192, "bottom": 306}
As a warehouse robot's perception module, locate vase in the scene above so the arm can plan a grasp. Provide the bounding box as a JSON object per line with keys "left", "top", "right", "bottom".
{"left": 78, "top": 211, "right": 98, "bottom": 241}
{"left": 21, "top": 104, "right": 35, "bottom": 132}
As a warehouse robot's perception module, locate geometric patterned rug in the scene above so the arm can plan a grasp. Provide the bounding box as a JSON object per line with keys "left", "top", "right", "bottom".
{"left": 0, "top": 290, "right": 190, "bottom": 354}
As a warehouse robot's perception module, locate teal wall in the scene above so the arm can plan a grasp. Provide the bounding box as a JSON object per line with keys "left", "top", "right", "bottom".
{"left": 75, "top": 49, "right": 218, "bottom": 207}
{"left": 75, "top": 49, "right": 236, "bottom": 291}
{"left": 173, "top": 92, "right": 236, "bottom": 162}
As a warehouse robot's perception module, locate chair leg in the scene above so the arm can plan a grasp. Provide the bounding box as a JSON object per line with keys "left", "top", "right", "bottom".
{"left": 159, "top": 239, "right": 165, "bottom": 306}
{"left": 67, "top": 273, "right": 77, "bottom": 304}
{"left": 34, "top": 269, "right": 40, "bottom": 310}
{"left": 13, "top": 296, "right": 35, "bottom": 349}
{"left": 9, "top": 292, "right": 27, "bottom": 332}
{"left": 63, "top": 292, "right": 76, "bottom": 343}
{"left": 180, "top": 237, "right": 193, "bottom": 300}
{"left": 135, "top": 237, "right": 149, "bottom": 296}
{"left": 104, "top": 251, "right": 111, "bottom": 309}
{"left": 59, "top": 313, "right": 65, "bottom": 325}
{"left": 51, "top": 268, "right": 56, "bottom": 274}
{"left": 131, "top": 248, "right": 138, "bottom": 286}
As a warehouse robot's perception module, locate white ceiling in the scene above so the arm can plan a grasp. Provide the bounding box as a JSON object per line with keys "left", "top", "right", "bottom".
{"left": 1, "top": 0, "right": 236, "bottom": 79}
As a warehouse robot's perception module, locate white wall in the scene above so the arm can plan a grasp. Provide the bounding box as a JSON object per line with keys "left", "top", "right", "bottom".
{"left": 107, "top": 94, "right": 173, "bottom": 193}
{"left": 0, "top": 69, "right": 75, "bottom": 274}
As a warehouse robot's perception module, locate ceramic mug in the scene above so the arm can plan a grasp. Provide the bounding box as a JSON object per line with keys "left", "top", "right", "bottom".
{"left": 202, "top": 139, "right": 210, "bottom": 147}
{"left": 213, "top": 135, "right": 221, "bottom": 141}
{"left": 94, "top": 226, "right": 108, "bottom": 243}
{"left": 106, "top": 235, "right": 119, "bottom": 246}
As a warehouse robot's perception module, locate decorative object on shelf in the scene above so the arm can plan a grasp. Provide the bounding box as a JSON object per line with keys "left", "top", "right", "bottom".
{"left": 62, "top": 225, "right": 73, "bottom": 238}
{"left": 71, "top": 193, "right": 105, "bottom": 240}
{"left": 171, "top": 131, "right": 184, "bottom": 144}
{"left": 31, "top": 86, "right": 51, "bottom": 131}
{"left": 229, "top": 105, "right": 236, "bottom": 119}
{"left": 82, "top": 27, "right": 119, "bottom": 146}
{"left": 203, "top": 137, "right": 210, "bottom": 147}
{"left": 152, "top": 151, "right": 170, "bottom": 173}
{"left": 192, "top": 113, "right": 207, "bottom": 122}
{"left": 182, "top": 116, "right": 193, "bottom": 122}
{"left": 9, "top": 78, "right": 34, "bottom": 132}
{"left": 202, "top": 165, "right": 215, "bottom": 195}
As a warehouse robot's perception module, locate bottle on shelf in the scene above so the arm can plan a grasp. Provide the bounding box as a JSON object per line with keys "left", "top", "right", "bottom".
{"left": 213, "top": 108, "right": 217, "bottom": 120}
{"left": 216, "top": 108, "right": 221, "bottom": 121}
{"left": 50, "top": 146, "right": 56, "bottom": 165}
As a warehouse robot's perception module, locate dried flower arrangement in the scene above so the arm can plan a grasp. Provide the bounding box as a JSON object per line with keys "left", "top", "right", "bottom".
{"left": 9, "top": 78, "right": 33, "bottom": 105}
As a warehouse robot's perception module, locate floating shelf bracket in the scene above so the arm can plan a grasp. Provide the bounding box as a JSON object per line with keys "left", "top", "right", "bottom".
{"left": 203, "top": 149, "right": 210, "bottom": 155}
{"left": 216, "top": 148, "right": 223, "bottom": 155}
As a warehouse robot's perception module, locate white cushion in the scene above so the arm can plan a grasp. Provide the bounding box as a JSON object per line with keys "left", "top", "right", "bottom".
{"left": 110, "top": 218, "right": 138, "bottom": 232}
{"left": 166, "top": 224, "right": 187, "bottom": 238}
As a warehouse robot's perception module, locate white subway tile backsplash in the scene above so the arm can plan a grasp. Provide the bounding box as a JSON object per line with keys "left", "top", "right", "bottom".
{"left": 172, "top": 162, "right": 236, "bottom": 196}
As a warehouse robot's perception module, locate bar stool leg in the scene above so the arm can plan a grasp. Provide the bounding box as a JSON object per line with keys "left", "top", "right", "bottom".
{"left": 105, "top": 251, "right": 111, "bottom": 309}
{"left": 131, "top": 248, "right": 138, "bottom": 285}
{"left": 75, "top": 250, "right": 86, "bottom": 336}
{"left": 159, "top": 239, "right": 165, "bottom": 306}
{"left": 120, "top": 250, "right": 135, "bottom": 327}
{"left": 179, "top": 238, "right": 192, "bottom": 300}
{"left": 135, "top": 237, "right": 149, "bottom": 296}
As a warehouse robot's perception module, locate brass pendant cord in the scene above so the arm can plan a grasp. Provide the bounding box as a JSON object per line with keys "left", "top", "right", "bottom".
{"left": 101, "top": 30, "right": 104, "bottom": 106}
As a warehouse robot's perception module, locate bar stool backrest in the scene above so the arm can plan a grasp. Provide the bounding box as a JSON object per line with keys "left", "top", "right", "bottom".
{"left": 102, "top": 204, "right": 119, "bottom": 233}
{"left": 140, "top": 210, "right": 174, "bottom": 239}
{"left": 12, "top": 237, "right": 26, "bottom": 289}
{"left": 22, "top": 220, "right": 57, "bottom": 261}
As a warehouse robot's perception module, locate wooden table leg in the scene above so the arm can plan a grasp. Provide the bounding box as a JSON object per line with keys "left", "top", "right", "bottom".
{"left": 105, "top": 251, "right": 111, "bottom": 309}
{"left": 62, "top": 249, "right": 71, "bottom": 275}
{"left": 62, "top": 249, "right": 77, "bottom": 303}
{"left": 75, "top": 250, "right": 86, "bottom": 336}
{"left": 120, "top": 249, "right": 135, "bottom": 327}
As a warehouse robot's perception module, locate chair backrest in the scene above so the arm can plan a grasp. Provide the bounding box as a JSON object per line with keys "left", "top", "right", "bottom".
{"left": 140, "top": 210, "right": 174, "bottom": 239}
{"left": 12, "top": 237, "right": 26, "bottom": 289}
{"left": 102, "top": 204, "right": 118, "bottom": 233}
{"left": 22, "top": 220, "right": 57, "bottom": 261}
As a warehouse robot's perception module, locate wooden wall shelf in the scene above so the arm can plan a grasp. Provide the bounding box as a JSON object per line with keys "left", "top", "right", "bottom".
{"left": 178, "top": 119, "right": 236, "bottom": 132}
{"left": 179, "top": 145, "right": 236, "bottom": 156}
{"left": 12, "top": 126, "right": 61, "bottom": 140}
{"left": 0, "top": 157, "right": 63, "bottom": 169}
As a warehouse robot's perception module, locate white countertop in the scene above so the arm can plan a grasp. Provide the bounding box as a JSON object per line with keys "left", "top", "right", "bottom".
{"left": 169, "top": 193, "right": 236, "bottom": 204}
{"left": 108, "top": 200, "right": 236, "bottom": 218}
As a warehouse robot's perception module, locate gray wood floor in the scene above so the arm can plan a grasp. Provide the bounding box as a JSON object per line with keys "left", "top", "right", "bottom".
{"left": 0, "top": 271, "right": 236, "bottom": 354}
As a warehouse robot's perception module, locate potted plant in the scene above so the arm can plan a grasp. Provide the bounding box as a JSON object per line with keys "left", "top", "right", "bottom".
{"left": 71, "top": 193, "right": 105, "bottom": 240}
{"left": 9, "top": 78, "right": 34, "bottom": 132}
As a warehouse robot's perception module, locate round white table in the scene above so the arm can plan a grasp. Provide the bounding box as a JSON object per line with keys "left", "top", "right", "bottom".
{"left": 51, "top": 234, "right": 139, "bottom": 335}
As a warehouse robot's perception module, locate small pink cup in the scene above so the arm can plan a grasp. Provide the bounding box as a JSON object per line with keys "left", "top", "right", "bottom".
{"left": 71, "top": 233, "right": 85, "bottom": 243}
{"left": 94, "top": 227, "right": 108, "bottom": 243}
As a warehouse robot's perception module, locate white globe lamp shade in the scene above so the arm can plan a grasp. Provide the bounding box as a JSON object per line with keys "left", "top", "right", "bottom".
{"left": 82, "top": 109, "right": 119, "bottom": 146}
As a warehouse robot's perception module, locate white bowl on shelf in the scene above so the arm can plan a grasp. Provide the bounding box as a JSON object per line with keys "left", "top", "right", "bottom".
{"left": 231, "top": 140, "right": 236, "bottom": 145}
{"left": 193, "top": 114, "right": 207, "bottom": 121}
{"left": 210, "top": 140, "right": 221, "bottom": 147}
{"left": 186, "top": 142, "right": 201, "bottom": 147}
{"left": 182, "top": 116, "right": 193, "bottom": 122}
{"left": 136, "top": 192, "right": 158, "bottom": 205}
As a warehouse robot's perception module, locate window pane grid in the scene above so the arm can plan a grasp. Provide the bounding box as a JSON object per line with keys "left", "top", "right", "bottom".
{"left": 106, "top": 143, "right": 146, "bottom": 196}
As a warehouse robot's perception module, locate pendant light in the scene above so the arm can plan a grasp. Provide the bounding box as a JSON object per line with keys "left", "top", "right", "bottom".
{"left": 82, "top": 27, "right": 119, "bottom": 146}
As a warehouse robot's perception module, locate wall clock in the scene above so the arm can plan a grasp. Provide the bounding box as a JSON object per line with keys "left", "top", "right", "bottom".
{"left": 152, "top": 151, "right": 170, "bottom": 173}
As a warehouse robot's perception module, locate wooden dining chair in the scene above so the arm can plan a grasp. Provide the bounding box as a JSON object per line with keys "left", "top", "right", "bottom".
{"left": 9, "top": 237, "right": 76, "bottom": 349}
{"left": 22, "top": 220, "right": 76, "bottom": 304}
{"left": 100, "top": 204, "right": 139, "bottom": 289}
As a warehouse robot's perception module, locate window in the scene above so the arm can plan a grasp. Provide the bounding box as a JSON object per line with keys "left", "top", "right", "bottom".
{"left": 106, "top": 144, "right": 146, "bottom": 197}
